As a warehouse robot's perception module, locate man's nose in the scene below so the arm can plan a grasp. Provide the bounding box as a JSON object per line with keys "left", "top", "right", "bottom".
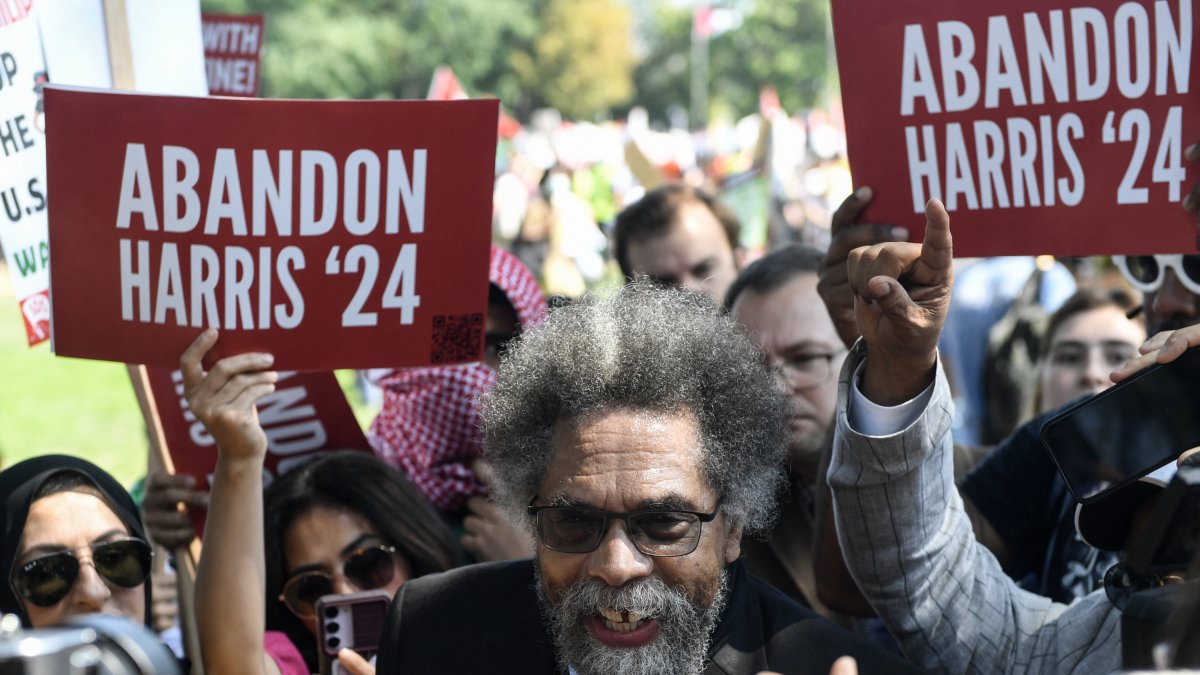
{"left": 71, "top": 560, "right": 112, "bottom": 612}
{"left": 1150, "top": 269, "right": 1199, "bottom": 323}
{"left": 584, "top": 522, "right": 654, "bottom": 588}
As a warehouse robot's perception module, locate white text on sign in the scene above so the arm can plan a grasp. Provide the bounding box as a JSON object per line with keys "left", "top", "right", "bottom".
{"left": 897, "top": 1, "right": 1192, "bottom": 212}
{"left": 115, "top": 144, "right": 427, "bottom": 330}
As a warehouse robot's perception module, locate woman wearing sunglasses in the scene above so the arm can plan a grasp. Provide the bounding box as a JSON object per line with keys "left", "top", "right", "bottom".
{"left": 184, "top": 329, "right": 457, "bottom": 675}
{"left": 1, "top": 455, "right": 155, "bottom": 629}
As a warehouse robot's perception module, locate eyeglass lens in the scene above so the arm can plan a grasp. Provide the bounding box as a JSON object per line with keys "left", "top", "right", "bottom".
{"left": 1124, "top": 255, "right": 1200, "bottom": 288}
{"left": 778, "top": 355, "right": 836, "bottom": 387}
{"left": 282, "top": 546, "right": 396, "bottom": 617}
{"left": 1125, "top": 256, "right": 1161, "bottom": 285}
{"left": 14, "top": 539, "right": 152, "bottom": 607}
{"left": 537, "top": 508, "right": 703, "bottom": 556}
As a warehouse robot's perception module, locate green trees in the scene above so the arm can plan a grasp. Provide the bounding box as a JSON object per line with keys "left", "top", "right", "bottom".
{"left": 200, "top": 0, "right": 831, "bottom": 123}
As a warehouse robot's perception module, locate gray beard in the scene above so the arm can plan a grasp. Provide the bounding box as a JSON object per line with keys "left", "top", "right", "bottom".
{"left": 534, "top": 566, "right": 730, "bottom": 675}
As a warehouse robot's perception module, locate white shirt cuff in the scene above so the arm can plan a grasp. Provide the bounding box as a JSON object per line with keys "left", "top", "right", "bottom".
{"left": 847, "top": 359, "right": 935, "bottom": 436}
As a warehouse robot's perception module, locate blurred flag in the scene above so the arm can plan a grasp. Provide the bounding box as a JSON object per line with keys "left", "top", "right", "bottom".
{"left": 427, "top": 64, "right": 522, "bottom": 139}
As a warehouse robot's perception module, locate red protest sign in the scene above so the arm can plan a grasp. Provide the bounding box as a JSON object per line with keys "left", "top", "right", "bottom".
{"left": 145, "top": 366, "right": 371, "bottom": 536}
{"left": 202, "top": 13, "right": 264, "bottom": 97}
{"left": 831, "top": 0, "right": 1199, "bottom": 256}
{"left": 45, "top": 87, "right": 498, "bottom": 370}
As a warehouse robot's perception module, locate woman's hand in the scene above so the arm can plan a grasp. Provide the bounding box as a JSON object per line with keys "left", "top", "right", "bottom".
{"left": 180, "top": 328, "right": 277, "bottom": 463}
{"left": 337, "top": 648, "right": 376, "bottom": 675}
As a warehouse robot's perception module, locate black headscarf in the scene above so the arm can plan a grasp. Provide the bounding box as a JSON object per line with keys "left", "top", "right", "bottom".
{"left": 0, "top": 454, "right": 153, "bottom": 627}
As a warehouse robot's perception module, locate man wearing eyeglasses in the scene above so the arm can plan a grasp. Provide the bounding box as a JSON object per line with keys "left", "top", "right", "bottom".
{"left": 723, "top": 245, "right": 847, "bottom": 613}
{"left": 375, "top": 282, "right": 919, "bottom": 675}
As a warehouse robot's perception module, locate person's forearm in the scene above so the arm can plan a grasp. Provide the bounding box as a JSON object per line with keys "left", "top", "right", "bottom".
{"left": 860, "top": 347, "right": 936, "bottom": 407}
{"left": 195, "top": 455, "right": 274, "bottom": 675}
{"left": 831, "top": 359, "right": 1056, "bottom": 673}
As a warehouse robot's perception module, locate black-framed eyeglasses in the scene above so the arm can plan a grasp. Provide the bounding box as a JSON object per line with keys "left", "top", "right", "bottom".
{"left": 770, "top": 350, "right": 846, "bottom": 390}
{"left": 526, "top": 498, "right": 722, "bottom": 557}
{"left": 10, "top": 538, "right": 154, "bottom": 608}
{"left": 278, "top": 544, "right": 398, "bottom": 619}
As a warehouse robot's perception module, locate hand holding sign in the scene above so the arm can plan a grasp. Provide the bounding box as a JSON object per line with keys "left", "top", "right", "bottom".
{"left": 850, "top": 199, "right": 953, "bottom": 405}
{"left": 142, "top": 471, "right": 207, "bottom": 549}
{"left": 180, "top": 328, "right": 276, "bottom": 463}
{"left": 818, "top": 186, "right": 909, "bottom": 349}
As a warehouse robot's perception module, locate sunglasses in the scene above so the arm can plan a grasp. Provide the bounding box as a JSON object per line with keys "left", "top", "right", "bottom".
{"left": 526, "top": 499, "right": 722, "bottom": 557}
{"left": 278, "top": 545, "right": 398, "bottom": 619}
{"left": 10, "top": 538, "right": 153, "bottom": 608}
{"left": 1114, "top": 255, "right": 1200, "bottom": 296}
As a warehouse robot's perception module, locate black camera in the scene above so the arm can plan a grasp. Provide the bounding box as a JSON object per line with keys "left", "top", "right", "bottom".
{"left": 0, "top": 613, "right": 181, "bottom": 675}
{"left": 1118, "top": 464, "right": 1200, "bottom": 669}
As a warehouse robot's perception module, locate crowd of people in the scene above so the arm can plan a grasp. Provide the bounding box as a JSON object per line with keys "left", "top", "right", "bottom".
{"left": 1, "top": 84, "right": 1199, "bottom": 675}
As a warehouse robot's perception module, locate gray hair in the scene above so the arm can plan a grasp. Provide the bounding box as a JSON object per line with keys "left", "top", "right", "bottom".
{"left": 480, "top": 281, "right": 789, "bottom": 535}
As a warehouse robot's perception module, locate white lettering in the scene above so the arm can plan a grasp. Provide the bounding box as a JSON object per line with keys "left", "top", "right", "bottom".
{"left": 115, "top": 144, "right": 159, "bottom": 230}
{"left": 900, "top": 24, "right": 941, "bottom": 115}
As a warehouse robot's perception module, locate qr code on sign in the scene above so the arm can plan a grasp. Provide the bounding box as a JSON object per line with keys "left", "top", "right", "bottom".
{"left": 431, "top": 313, "right": 484, "bottom": 364}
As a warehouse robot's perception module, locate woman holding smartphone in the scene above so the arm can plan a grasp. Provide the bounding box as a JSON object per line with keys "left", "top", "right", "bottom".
{"left": 184, "top": 329, "right": 457, "bottom": 675}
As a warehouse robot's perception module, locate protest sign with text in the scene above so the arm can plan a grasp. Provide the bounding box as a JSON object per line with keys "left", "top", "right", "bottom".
{"left": 46, "top": 87, "right": 498, "bottom": 369}
{"left": 202, "top": 13, "right": 264, "bottom": 97}
{"left": 0, "top": 2, "right": 51, "bottom": 345}
{"left": 146, "top": 366, "right": 371, "bottom": 536}
{"left": 831, "top": 0, "right": 1199, "bottom": 256}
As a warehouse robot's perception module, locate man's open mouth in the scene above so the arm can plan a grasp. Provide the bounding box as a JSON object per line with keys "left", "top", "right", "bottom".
{"left": 597, "top": 607, "right": 649, "bottom": 633}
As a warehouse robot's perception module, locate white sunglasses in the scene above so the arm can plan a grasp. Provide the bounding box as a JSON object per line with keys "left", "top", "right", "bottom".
{"left": 1113, "top": 255, "right": 1200, "bottom": 296}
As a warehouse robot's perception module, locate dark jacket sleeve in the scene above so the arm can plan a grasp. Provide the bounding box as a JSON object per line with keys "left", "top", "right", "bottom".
{"left": 958, "top": 410, "right": 1061, "bottom": 576}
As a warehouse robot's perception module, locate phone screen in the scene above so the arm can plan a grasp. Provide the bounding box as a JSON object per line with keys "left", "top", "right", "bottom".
{"left": 1041, "top": 346, "right": 1200, "bottom": 504}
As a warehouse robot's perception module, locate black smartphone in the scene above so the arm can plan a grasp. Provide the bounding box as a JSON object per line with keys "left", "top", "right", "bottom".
{"left": 315, "top": 589, "right": 392, "bottom": 675}
{"left": 1041, "top": 345, "right": 1200, "bottom": 504}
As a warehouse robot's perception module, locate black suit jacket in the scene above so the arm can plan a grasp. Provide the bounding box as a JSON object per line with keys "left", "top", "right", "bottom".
{"left": 377, "top": 559, "right": 925, "bottom": 674}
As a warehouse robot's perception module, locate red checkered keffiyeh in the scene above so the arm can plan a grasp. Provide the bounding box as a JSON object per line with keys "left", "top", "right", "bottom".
{"left": 368, "top": 246, "right": 547, "bottom": 512}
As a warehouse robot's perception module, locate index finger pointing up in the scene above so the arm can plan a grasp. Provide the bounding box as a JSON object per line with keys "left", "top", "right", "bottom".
{"left": 919, "top": 198, "right": 953, "bottom": 272}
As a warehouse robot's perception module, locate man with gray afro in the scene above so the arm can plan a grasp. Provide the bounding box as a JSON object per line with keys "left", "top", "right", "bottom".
{"left": 376, "top": 282, "right": 920, "bottom": 675}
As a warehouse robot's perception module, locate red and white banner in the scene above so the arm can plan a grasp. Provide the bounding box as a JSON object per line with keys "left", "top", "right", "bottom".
{"left": 146, "top": 366, "right": 371, "bottom": 535}
{"left": 831, "top": 0, "right": 1199, "bottom": 256}
{"left": 202, "top": 13, "right": 264, "bottom": 97}
{"left": 0, "top": 1, "right": 51, "bottom": 345}
{"left": 45, "top": 87, "right": 498, "bottom": 370}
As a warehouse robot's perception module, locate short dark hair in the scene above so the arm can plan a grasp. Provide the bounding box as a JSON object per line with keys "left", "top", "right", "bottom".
{"left": 613, "top": 184, "right": 741, "bottom": 279}
{"left": 263, "top": 451, "right": 458, "bottom": 670}
{"left": 481, "top": 281, "right": 789, "bottom": 536}
{"left": 723, "top": 244, "right": 825, "bottom": 310}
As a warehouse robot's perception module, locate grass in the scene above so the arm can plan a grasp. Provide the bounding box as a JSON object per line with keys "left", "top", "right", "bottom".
{"left": 0, "top": 262, "right": 149, "bottom": 486}
{"left": 0, "top": 262, "right": 378, "bottom": 489}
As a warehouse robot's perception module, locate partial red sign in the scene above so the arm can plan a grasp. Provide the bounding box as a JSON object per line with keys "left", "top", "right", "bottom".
{"left": 201, "top": 13, "right": 264, "bottom": 97}
{"left": 45, "top": 87, "right": 498, "bottom": 370}
{"left": 831, "top": 0, "right": 1199, "bottom": 256}
{"left": 146, "top": 367, "right": 371, "bottom": 535}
